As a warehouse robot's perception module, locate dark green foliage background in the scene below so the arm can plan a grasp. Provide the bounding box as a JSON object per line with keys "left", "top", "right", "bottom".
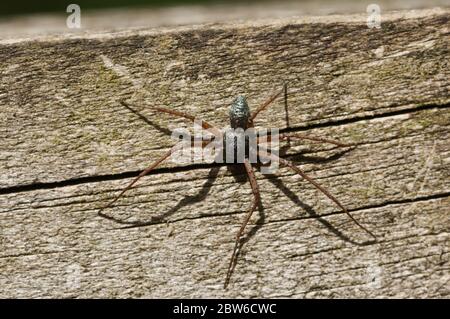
{"left": 0, "top": 0, "right": 259, "bottom": 17}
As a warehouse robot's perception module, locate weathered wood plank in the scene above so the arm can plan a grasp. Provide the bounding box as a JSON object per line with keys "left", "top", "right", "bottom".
{"left": 1, "top": 106, "right": 449, "bottom": 297}
{"left": 1, "top": 1, "right": 447, "bottom": 40}
{"left": 0, "top": 9, "right": 448, "bottom": 188}
{"left": 0, "top": 8, "right": 449, "bottom": 298}
{"left": 0, "top": 189, "right": 448, "bottom": 298}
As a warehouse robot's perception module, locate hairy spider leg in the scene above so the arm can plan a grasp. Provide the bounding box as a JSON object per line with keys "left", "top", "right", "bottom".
{"left": 224, "top": 158, "right": 261, "bottom": 289}
{"left": 223, "top": 85, "right": 361, "bottom": 287}
{"left": 98, "top": 100, "right": 221, "bottom": 217}
{"left": 249, "top": 86, "right": 285, "bottom": 122}
{"left": 280, "top": 133, "right": 354, "bottom": 147}
{"left": 258, "top": 149, "right": 376, "bottom": 239}
{"left": 259, "top": 132, "right": 354, "bottom": 147}
{"left": 252, "top": 85, "right": 354, "bottom": 148}
{"left": 120, "top": 100, "right": 222, "bottom": 137}
{"left": 98, "top": 139, "right": 213, "bottom": 217}
{"left": 98, "top": 143, "right": 177, "bottom": 217}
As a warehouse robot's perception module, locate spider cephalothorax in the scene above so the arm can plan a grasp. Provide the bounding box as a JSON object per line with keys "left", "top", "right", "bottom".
{"left": 101, "top": 84, "right": 376, "bottom": 289}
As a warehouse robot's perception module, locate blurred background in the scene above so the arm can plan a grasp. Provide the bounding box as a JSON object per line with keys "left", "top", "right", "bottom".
{"left": 0, "top": 0, "right": 448, "bottom": 38}
{"left": 1, "top": 0, "right": 225, "bottom": 16}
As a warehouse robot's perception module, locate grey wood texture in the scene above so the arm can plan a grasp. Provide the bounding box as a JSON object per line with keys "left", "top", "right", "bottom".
{"left": 0, "top": 8, "right": 449, "bottom": 297}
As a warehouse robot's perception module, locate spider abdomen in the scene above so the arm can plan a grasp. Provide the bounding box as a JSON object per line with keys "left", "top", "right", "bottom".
{"left": 221, "top": 129, "right": 258, "bottom": 164}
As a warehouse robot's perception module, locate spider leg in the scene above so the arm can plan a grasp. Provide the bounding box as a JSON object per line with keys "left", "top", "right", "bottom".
{"left": 252, "top": 84, "right": 352, "bottom": 147}
{"left": 280, "top": 133, "right": 354, "bottom": 147}
{"left": 224, "top": 159, "right": 261, "bottom": 289}
{"left": 98, "top": 139, "right": 212, "bottom": 218}
{"left": 120, "top": 100, "right": 222, "bottom": 137}
{"left": 259, "top": 132, "right": 354, "bottom": 147}
{"left": 250, "top": 84, "right": 286, "bottom": 121}
{"left": 258, "top": 149, "right": 376, "bottom": 239}
{"left": 97, "top": 144, "right": 179, "bottom": 218}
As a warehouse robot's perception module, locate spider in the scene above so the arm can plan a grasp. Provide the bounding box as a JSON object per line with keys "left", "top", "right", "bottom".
{"left": 98, "top": 84, "right": 376, "bottom": 289}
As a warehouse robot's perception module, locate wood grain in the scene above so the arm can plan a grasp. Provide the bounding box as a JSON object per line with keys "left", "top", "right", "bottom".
{"left": 0, "top": 9, "right": 449, "bottom": 298}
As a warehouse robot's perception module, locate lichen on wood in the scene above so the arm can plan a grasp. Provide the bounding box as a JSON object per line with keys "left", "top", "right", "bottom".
{"left": 0, "top": 9, "right": 449, "bottom": 298}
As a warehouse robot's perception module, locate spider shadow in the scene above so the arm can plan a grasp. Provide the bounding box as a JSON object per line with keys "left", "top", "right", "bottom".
{"left": 265, "top": 145, "right": 374, "bottom": 246}
{"left": 120, "top": 100, "right": 172, "bottom": 136}
{"left": 279, "top": 143, "right": 356, "bottom": 164}
{"left": 103, "top": 165, "right": 222, "bottom": 229}
{"left": 266, "top": 175, "right": 373, "bottom": 246}
{"left": 105, "top": 100, "right": 370, "bottom": 278}
{"left": 105, "top": 101, "right": 260, "bottom": 228}
{"left": 226, "top": 147, "right": 358, "bottom": 279}
{"left": 227, "top": 146, "right": 371, "bottom": 278}
{"left": 101, "top": 101, "right": 223, "bottom": 228}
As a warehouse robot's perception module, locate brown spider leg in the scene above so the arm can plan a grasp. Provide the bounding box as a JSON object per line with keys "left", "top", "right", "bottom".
{"left": 224, "top": 159, "right": 261, "bottom": 289}
{"left": 251, "top": 84, "right": 352, "bottom": 148}
{"left": 280, "top": 133, "right": 354, "bottom": 147}
{"left": 258, "top": 149, "right": 376, "bottom": 239}
{"left": 259, "top": 133, "right": 354, "bottom": 147}
{"left": 249, "top": 85, "right": 285, "bottom": 122}
{"left": 98, "top": 139, "right": 211, "bottom": 217}
{"left": 98, "top": 143, "right": 179, "bottom": 217}
{"left": 120, "top": 100, "right": 222, "bottom": 137}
